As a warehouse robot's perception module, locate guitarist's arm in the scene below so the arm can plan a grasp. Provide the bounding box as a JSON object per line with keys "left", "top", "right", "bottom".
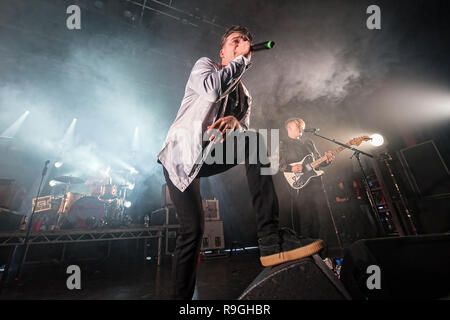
{"left": 279, "top": 140, "right": 291, "bottom": 172}
{"left": 279, "top": 141, "right": 302, "bottom": 172}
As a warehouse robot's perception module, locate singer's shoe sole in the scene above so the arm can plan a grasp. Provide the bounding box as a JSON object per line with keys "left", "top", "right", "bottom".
{"left": 259, "top": 239, "right": 324, "bottom": 267}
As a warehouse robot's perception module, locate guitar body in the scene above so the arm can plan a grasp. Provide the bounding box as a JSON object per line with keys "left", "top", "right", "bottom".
{"left": 283, "top": 153, "right": 324, "bottom": 190}
{"left": 282, "top": 136, "right": 370, "bottom": 191}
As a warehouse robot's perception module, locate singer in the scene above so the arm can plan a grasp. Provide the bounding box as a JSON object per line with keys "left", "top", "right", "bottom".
{"left": 279, "top": 118, "right": 334, "bottom": 240}
{"left": 157, "top": 26, "right": 325, "bottom": 300}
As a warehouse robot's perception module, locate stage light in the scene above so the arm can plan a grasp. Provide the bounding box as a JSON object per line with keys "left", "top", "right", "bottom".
{"left": 123, "top": 10, "right": 132, "bottom": 18}
{"left": 123, "top": 10, "right": 136, "bottom": 23}
{"left": 124, "top": 201, "right": 132, "bottom": 208}
{"left": 55, "top": 161, "right": 63, "bottom": 168}
{"left": 93, "top": 1, "right": 103, "bottom": 9}
{"left": 101, "top": 165, "right": 111, "bottom": 177}
{"left": 49, "top": 180, "right": 57, "bottom": 187}
{"left": 370, "top": 134, "right": 384, "bottom": 147}
{"left": 130, "top": 167, "right": 138, "bottom": 175}
{"left": 60, "top": 118, "right": 78, "bottom": 150}
{"left": 132, "top": 126, "right": 140, "bottom": 152}
{"left": 0, "top": 110, "right": 30, "bottom": 138}
{"left": 127, "top": 182, "right": 135, "bottom": 190}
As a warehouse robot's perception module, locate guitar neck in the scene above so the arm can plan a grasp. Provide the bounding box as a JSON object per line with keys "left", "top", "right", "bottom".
{"left": 310, "top": 143, "right": 351, "bottom": 169}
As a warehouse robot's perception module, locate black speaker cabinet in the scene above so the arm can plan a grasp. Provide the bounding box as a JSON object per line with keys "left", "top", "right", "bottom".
{"left": 399, "top": 140, "right": 450, "bottom": 198}
{"left": 0, "top": 178, "right": 15, "bottom": 209}
{"left": 151, "top": 206, "right": 178, "bottom": 225}
{"left": 340, "top": 234, "right": 450, "bottom": 300}
{"left": 0, "top": 208, "right": 24, "bottom": 231}
{"left": 239, "top": 255, "right": 351, "bottom": 300}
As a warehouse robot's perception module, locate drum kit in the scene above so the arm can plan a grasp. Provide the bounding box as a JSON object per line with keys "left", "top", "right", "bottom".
{"left": 51, "top": 175, "right": 132, "bottom": 230}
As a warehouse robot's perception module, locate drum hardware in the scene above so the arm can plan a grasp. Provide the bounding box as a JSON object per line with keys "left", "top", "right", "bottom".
{"left": 97, "top": 183, "right": 129, "bottom": 227}
{"left": 99, "top": 183, "right": 118, "bottom": 202}
{"left": 61, "top": 196, "right": 106, "bottom": 230}
{"left": 50, "top": 175, "right": 133, "bottom": 230}
{"left": 58, "top": 192, "right": 84, "bottom": 214}
{"left": 53, "top": 176, "right": 86, "bottom": 229}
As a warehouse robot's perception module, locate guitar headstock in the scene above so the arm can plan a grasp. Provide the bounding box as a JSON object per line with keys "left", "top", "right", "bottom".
{"left": 349, "top": 136, "right": 371, "bottom": 146}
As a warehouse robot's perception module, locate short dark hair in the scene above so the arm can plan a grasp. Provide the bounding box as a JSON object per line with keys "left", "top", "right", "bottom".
{"left": 220, "top": 25, "right": 253, "bottom": 48}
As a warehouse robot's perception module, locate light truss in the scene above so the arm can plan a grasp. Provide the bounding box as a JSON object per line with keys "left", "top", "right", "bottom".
{"left": 124, "top": 0, "right": 224, "bottom": 29}
{"left": 0, "top": 225, "right": 180, "bottom": 266}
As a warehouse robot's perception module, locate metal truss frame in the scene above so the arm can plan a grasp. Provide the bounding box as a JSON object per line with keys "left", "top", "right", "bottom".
{"left": 0, "top": 226, "right": 179, "bottom": 266}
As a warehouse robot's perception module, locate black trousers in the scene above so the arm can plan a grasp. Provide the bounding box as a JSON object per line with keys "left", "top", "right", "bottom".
{"left": 290, "top": 178, "right": 328, "bottom": 240}
{"left": 163, "top": 131, "right": 279, "bottom": 299}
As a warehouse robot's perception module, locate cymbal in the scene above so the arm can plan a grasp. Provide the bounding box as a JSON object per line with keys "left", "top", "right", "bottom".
{"left": 53, "top": 176, "right": 85, "bottom": 184}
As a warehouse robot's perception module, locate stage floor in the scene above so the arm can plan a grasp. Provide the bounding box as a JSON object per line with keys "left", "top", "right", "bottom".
{"left": 0, "top": 249, "right": 265, "bottom": 300}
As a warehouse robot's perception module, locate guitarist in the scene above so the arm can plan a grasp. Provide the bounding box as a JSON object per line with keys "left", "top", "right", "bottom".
{"left": 279, "top": 118, "right": 335, "bottom": 240}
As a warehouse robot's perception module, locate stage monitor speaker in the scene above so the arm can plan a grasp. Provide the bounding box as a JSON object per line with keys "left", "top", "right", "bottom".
{"left": 399, "top": 140, "right": 450, "bottom": 197}
{"left": 340, "top": 234, "right": 450, "bottom": 300}
{"left": 239, "top": 255, "right": 351, "bottom": 300}
{"left": 201, "top": 220, "right": 225, "bottom": 251}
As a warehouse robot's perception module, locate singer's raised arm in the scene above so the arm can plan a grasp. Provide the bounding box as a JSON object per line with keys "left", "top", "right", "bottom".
{"left": 187, "top": 55, "right": 251, "bottom": 103}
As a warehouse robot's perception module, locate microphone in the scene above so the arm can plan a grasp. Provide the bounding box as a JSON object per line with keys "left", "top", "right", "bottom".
{"left": 42, "top": 160, "right": 50, "bottom": 177}
{"left": 250, "top": 41, "right": 275, "bottom": 52}
{"left": 304, "top": 128, "right": 320, "bottom": 133}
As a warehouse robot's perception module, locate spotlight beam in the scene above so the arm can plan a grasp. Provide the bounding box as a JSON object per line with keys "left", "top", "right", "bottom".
{"left": 132, "top": 126, "right": 140, "bottom": 152}
{"left": 59, "top": 118, "right": 77, "bottom": 151}
{"left": 0, "top": 110, "right": 30, "bottom": 138}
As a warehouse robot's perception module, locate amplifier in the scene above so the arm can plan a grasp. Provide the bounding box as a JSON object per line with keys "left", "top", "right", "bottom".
{"left": 399, "top": 140, "right": 450, "bottom": 197}
{"left": 0, "top": 208, "right": 24, "bottom": 231}
{"left": 31, "top": 195, "right": 52, "bottom": 213}
{"left": 151, "top": 206, "right": 178, "bottom": 225}
{"left": 202, "top": 198, "right": 220, "bottom": 220}
{"left": 0, "top": 178, "right": 15, "bottom": 209}
{"left": 201, "top": 220, "right": 225, "bottom": 251}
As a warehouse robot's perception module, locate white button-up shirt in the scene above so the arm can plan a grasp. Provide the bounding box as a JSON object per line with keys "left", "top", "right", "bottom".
{"left": 157, "top": 55, "right": 252, "bottom": 191}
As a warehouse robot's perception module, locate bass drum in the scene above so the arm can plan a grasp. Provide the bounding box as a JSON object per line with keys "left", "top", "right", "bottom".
{"left": 64, "top": 196, "right": 105, "bottom": 230}
{"left": 58, "top": 192, "right": 85, "bottom": 214}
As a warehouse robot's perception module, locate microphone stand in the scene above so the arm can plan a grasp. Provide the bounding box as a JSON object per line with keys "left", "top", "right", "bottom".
{"left": 311, "top": 130, "right": 385, "bottom": 237}
{"left": 14, "top": 160, "right": 50, "bottom": 284}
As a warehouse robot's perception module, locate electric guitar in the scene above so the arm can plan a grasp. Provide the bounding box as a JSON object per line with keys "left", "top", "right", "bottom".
{"left": 283, "top": 136, "right": 370, "bottom": 190}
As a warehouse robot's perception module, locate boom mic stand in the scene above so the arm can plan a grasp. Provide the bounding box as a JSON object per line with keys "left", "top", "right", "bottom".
{"left": 14, "top": 160, "right": 50, "bottom": 283}
{"left": 310, "top": 130, "right": 385, "bottom": 237}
